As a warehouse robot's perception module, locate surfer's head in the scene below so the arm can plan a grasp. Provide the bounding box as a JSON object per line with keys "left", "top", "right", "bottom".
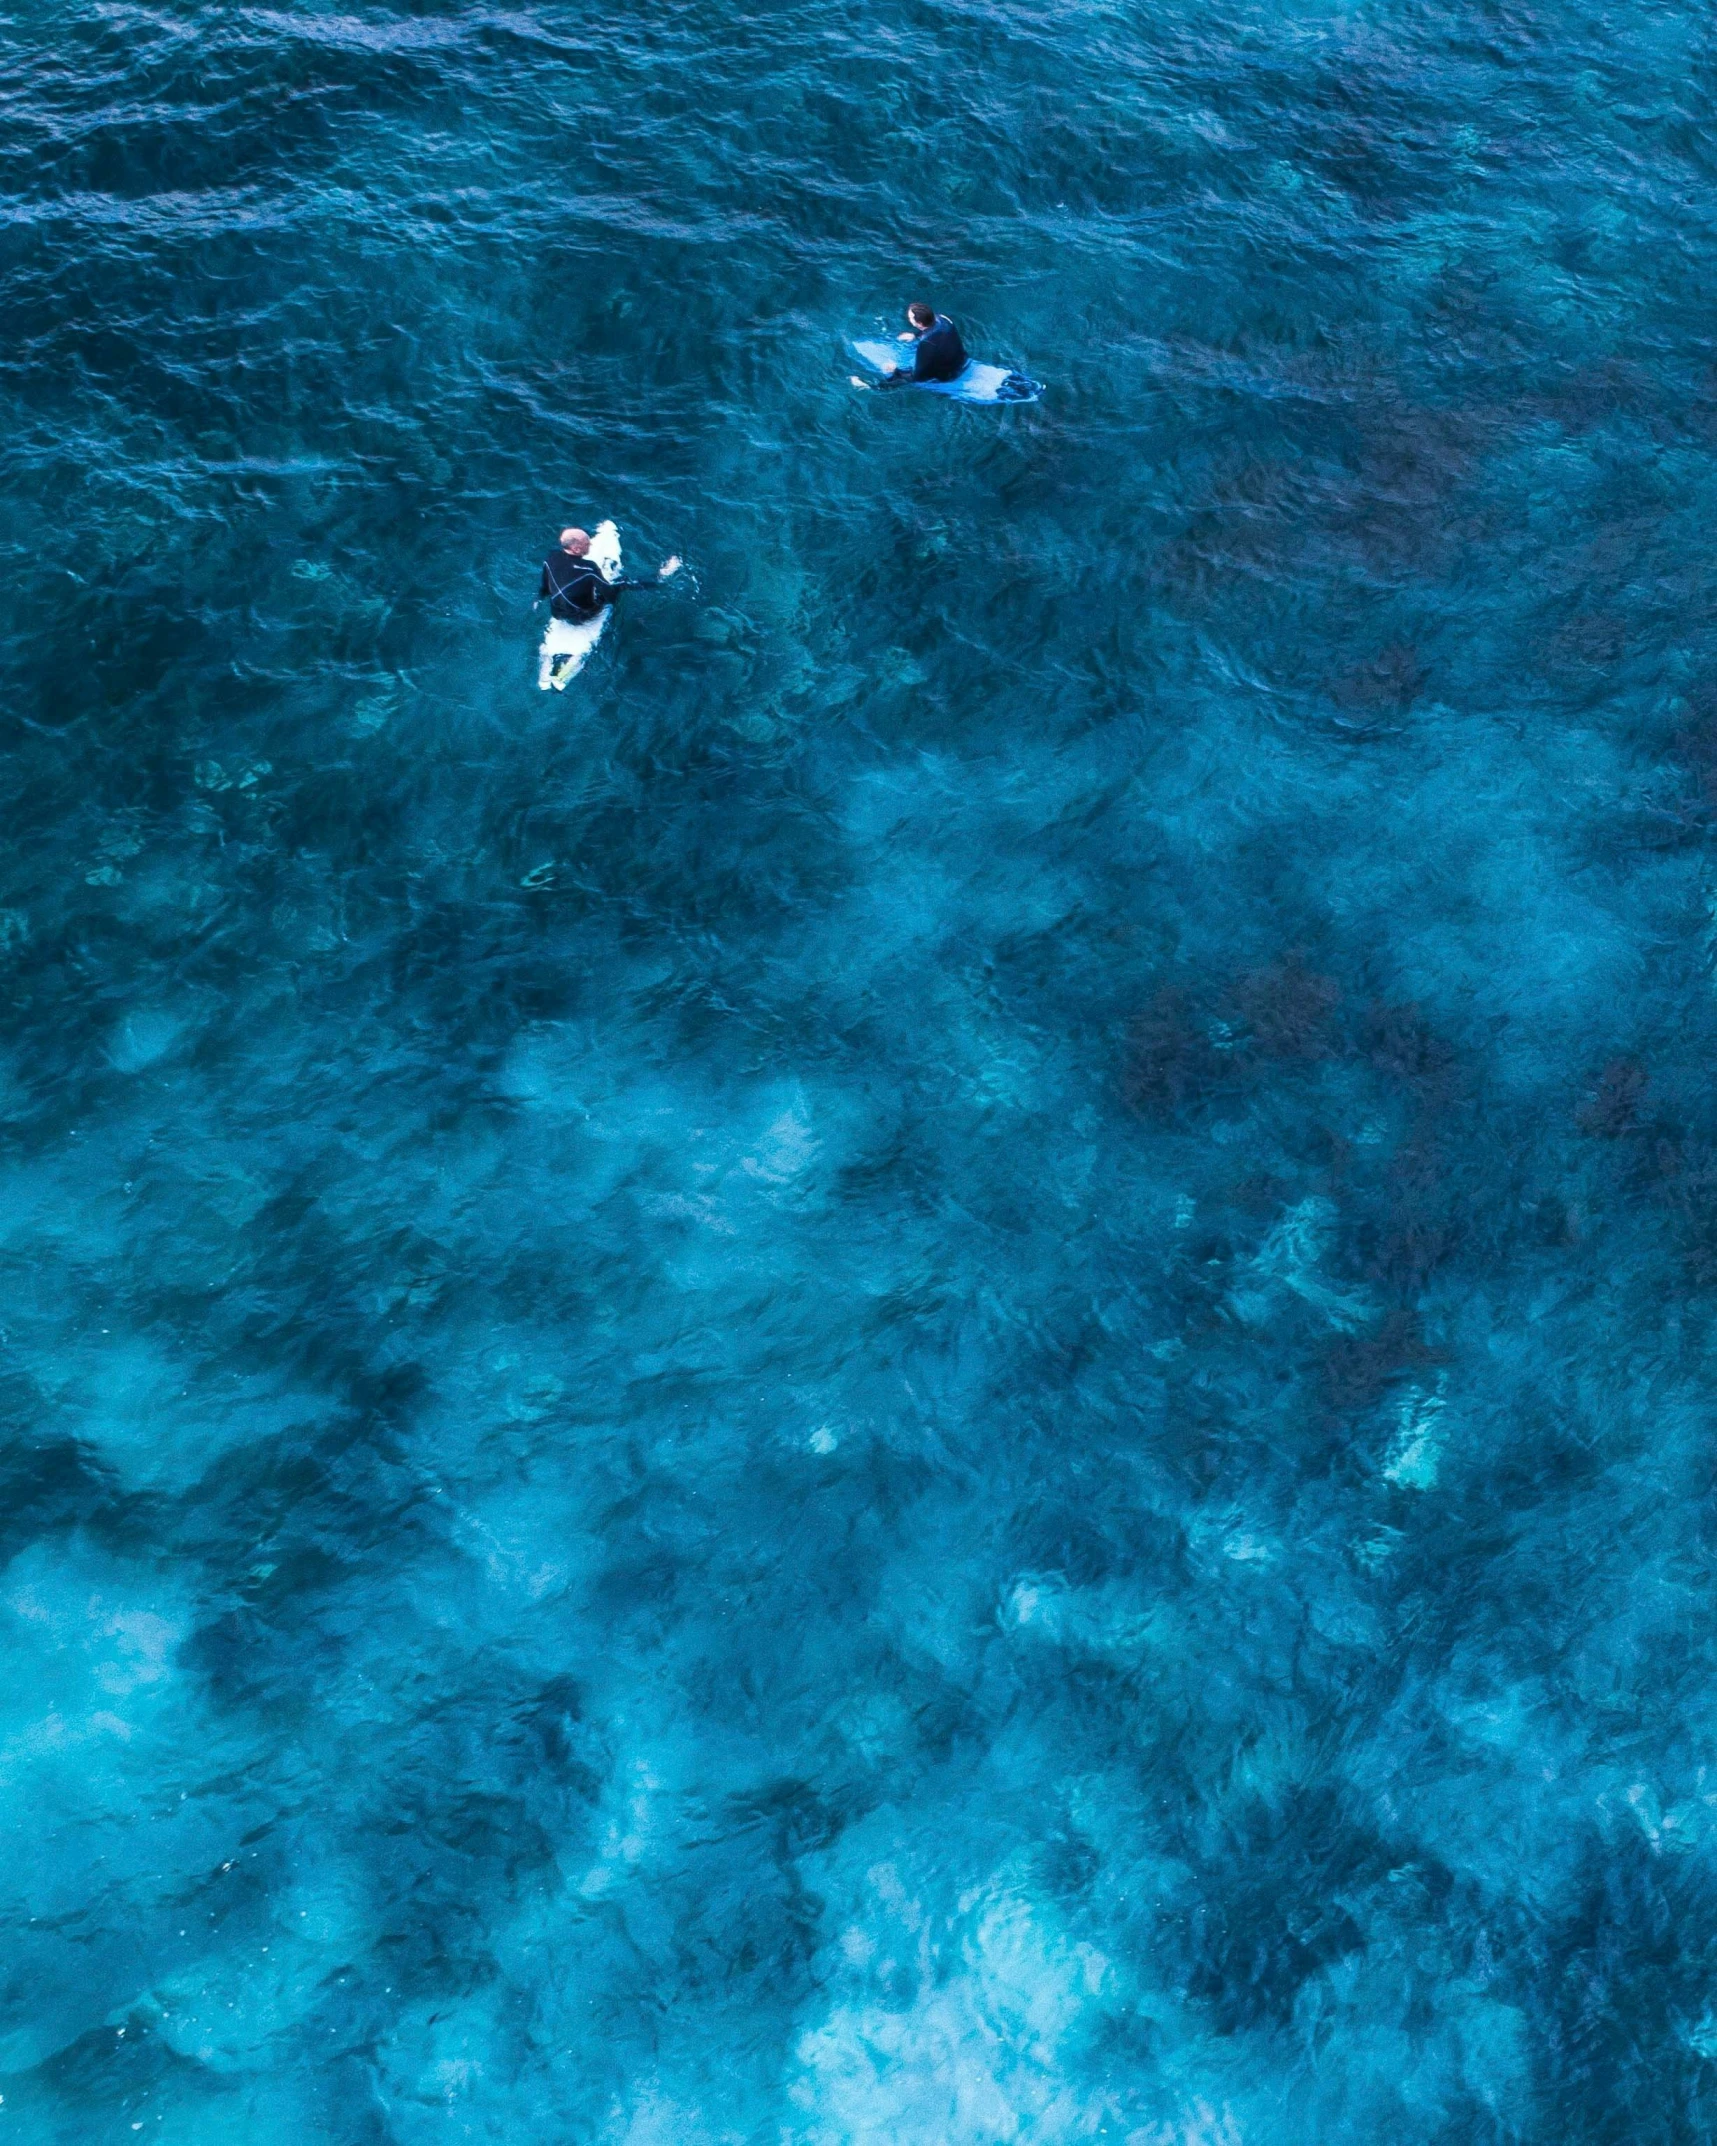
{"left": 906, "top": 302, "right": 936, "bottom": 331}
{"left": 558, "top": 527, "right": 591, "bottom": 557}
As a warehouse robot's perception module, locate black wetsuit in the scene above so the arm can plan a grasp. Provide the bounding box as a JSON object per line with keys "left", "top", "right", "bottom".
{"left": 539, "top": 551, "right": 663, "bottom": 621}
{"left": 879, "top": 314, "right": 967, "bottom": 388}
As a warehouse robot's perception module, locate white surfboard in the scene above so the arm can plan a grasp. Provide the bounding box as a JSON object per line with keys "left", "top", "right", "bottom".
{"left": 538, "top": 519, "right": 622, "bottom": 691}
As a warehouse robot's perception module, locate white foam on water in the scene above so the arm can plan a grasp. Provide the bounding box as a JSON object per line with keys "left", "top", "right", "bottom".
{"left": 788, "top": 1879, "right": 1111, "bottom": 2146}
{"left": 1383, "top": 1378, "right": 1449, "bottom": 1491}
{"left": 1230, "top": 1197, "right": 1373, "bottom": 1331}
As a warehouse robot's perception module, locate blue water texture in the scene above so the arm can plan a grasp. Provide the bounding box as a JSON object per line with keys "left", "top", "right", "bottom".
{"left": 4, "top": 0, "right": 1717, "bottom": 2136}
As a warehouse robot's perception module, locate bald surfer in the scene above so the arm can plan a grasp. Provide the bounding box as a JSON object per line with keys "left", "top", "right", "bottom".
{"left": 536, "top": 527, "right": 680, "bottom": 624}
{"left": 534, "top": 523, "right": 682, "bottom": 691}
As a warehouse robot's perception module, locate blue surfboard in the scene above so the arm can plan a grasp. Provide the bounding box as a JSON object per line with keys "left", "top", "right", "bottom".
{"left": 852, "top": 338, "right": 1041, "bottom": 405}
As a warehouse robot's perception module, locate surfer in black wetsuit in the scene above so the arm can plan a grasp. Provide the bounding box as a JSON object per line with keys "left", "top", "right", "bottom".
{"left": 536, "top": 527, "right": 680, "bottom": 622}
{"left": 876, "top": 302, "right": 968, "bottom": 388}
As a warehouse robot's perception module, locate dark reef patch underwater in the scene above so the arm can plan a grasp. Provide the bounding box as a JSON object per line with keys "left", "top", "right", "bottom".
{"left": 3, "top": 0, "right": 1717, "bottom": 2136}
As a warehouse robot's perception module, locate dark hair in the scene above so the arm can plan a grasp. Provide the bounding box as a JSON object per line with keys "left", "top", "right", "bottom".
{"left": 907, "top": 301, "right": 937, "bottom": 329}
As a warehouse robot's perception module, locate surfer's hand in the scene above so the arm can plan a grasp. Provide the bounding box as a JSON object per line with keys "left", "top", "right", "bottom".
{"left": 896, "top": 331, "right": 914, "bottom": 342}
{"left": 850, "top": 375, "right": 870, "bottom": 389}
{"left": 659, "top": 556, "right": 682, "bottom": 578}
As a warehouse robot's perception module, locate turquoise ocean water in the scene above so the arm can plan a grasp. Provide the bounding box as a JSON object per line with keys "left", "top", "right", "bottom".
{"left": 5, "top": 0, "right": 1717, "bottom": 2136}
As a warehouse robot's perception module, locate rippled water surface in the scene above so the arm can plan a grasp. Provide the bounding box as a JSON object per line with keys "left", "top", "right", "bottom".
{"left": 5, "top": 0, "right": 1717, "bottom": 2136}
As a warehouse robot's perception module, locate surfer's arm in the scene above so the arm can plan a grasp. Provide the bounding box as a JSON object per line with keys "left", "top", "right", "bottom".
{"left": 608, "top": 559, "right": 682, "bottom": 590}
{"left": 868, "top": 328, "right": 923, "bottom": 387}
{"left": 874, "top": 331, "right": 961, "bottom": 385}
